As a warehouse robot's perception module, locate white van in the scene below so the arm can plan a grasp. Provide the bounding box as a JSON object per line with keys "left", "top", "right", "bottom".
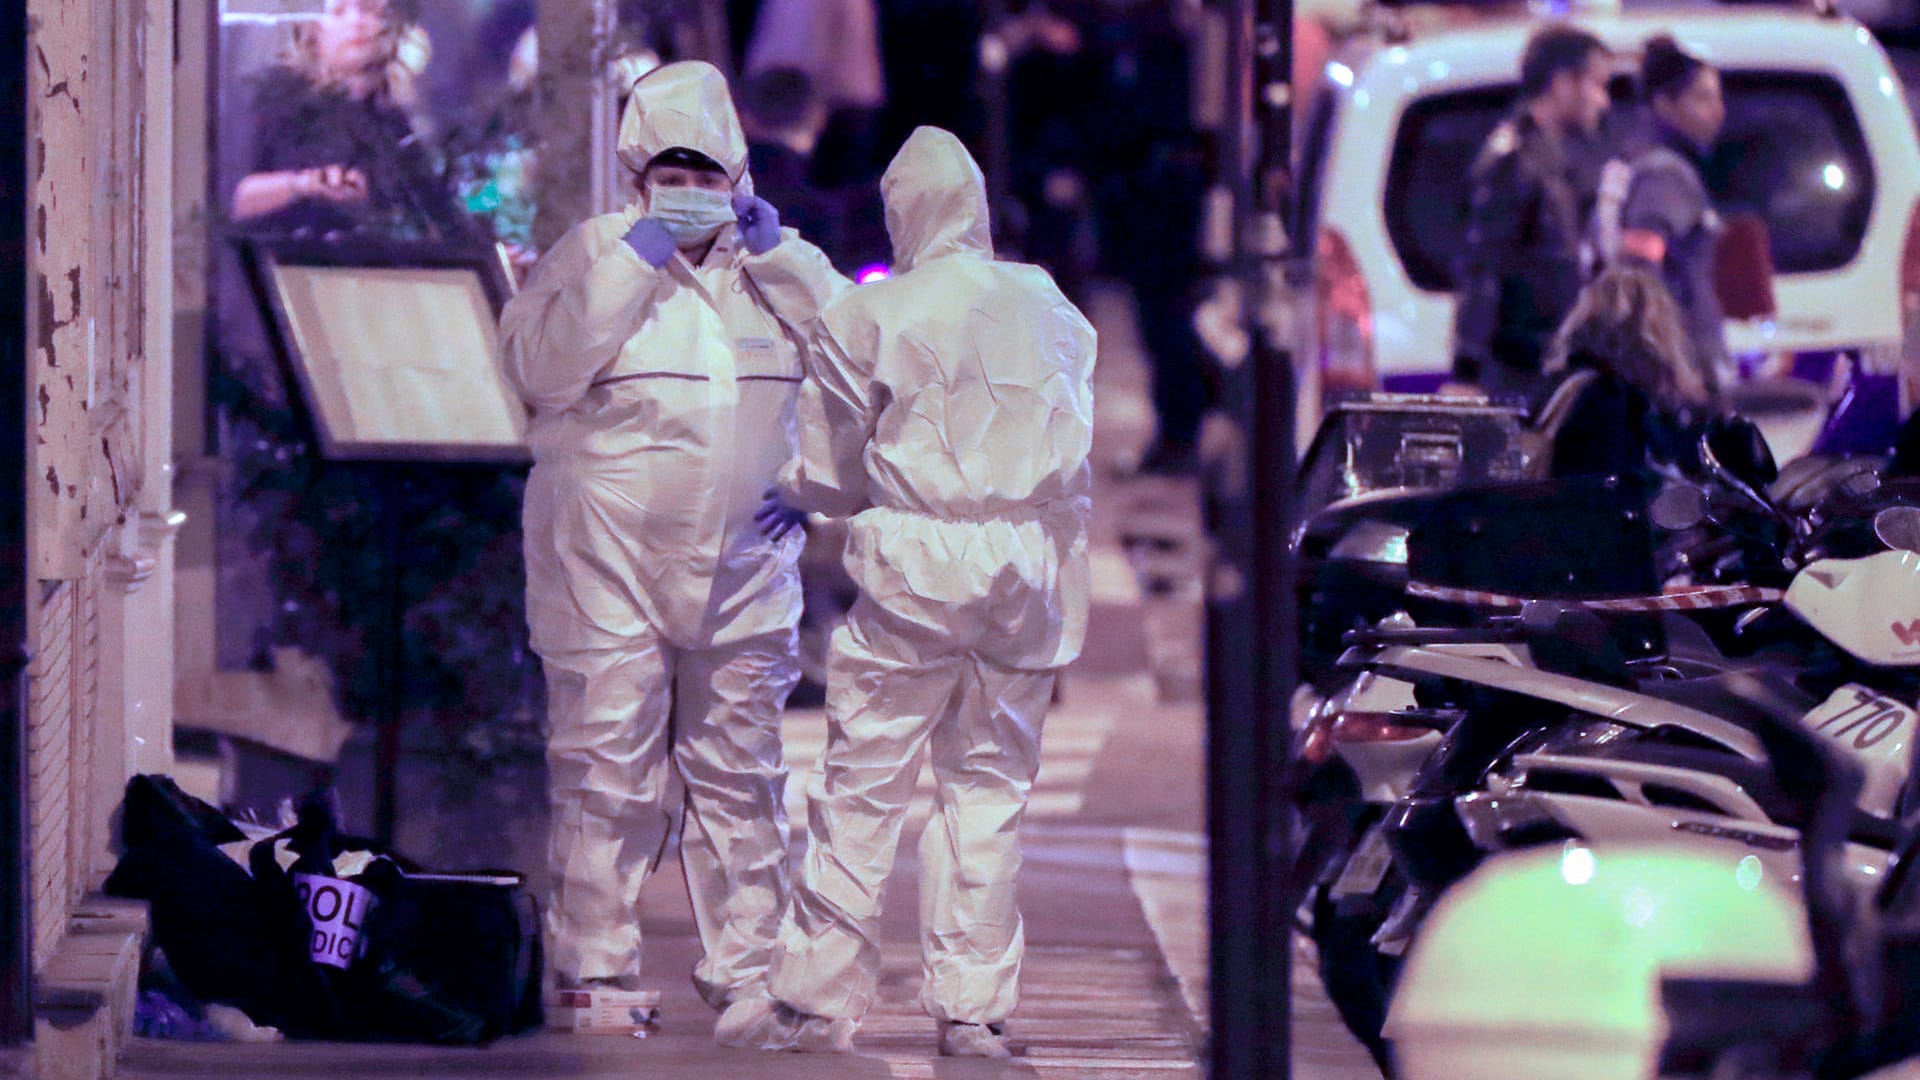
{"left": 1296, "top": 2, "right": 1920, "bottom": 458}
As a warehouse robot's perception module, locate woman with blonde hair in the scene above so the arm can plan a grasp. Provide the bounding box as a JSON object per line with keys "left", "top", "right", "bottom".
{"left": 230, "top": 0, "right": 465, "bottom": 239}
{"left": 1540, "top": 266, "right": 1715, "bottom": 477}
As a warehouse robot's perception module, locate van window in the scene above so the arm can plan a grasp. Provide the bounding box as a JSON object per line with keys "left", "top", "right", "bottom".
{"left": 1382, "top": 71, "right": 1875, "bottom": 292}
{"left": 1706, "top": 73, "right": 1875, "bottom": 274}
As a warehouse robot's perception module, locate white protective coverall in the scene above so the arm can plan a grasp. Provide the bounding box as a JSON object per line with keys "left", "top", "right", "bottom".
{"left": 768, "top": 125, "right": 1096, "bottom": 1028}
{"left": 498, "top": 60, "right": 845, "bottom": 1005}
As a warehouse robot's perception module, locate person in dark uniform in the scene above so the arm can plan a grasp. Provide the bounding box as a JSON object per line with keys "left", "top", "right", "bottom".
{"left": 1453, "top": 23, "right": 1613, "bottom": 401}
{"left": 1618, "top": 34, "right": 1728, "bottom": 392}
{"left": 219, "top": 0, "right": 473, "bottom": 406}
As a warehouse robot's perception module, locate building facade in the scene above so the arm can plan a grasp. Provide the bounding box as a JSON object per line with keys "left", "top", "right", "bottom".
{"left": 11, "top": 0, "right": 181, "bottom": 1057}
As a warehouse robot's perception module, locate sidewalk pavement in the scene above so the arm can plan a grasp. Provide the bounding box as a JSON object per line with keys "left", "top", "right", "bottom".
{"left": 119, "top": 672, "right": 1205, "bottom": 1080}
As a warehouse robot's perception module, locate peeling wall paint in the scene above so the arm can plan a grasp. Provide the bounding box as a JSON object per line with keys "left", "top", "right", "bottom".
{"left": 29, "top": 0, "right": 95, "bottom": 582}
{"left": 28, "top": 0, "right": 148, "bottom": 582}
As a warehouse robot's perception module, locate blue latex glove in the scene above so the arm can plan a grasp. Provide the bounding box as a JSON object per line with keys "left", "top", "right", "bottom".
{"left": 622, "top": 217, "right": 677, "bottom": 268}
{"left": 733, "top": 195, "right": 782, "bottom": 255}
{"left": 755, "top": 488, "right": 806, "bottom": 541}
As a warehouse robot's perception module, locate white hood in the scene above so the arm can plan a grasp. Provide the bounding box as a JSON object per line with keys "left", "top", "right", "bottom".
{"left": 880, "top": 126, "right": 992, "bottom": 271}
{"left": 616, "top": 60, "right": 750, "bottom": 183}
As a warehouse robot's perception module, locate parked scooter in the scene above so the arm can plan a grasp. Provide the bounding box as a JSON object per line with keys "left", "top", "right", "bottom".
{"left": 1288, "top": 387, "right": 1671, "bottom": 925}
{"left": 1385, "top": 519, "right": 1920, "bottom": 1079}
{"left": 1306, "top": 419, "right": 1916, "bottom": 1067}
{"left": 1290, "top": 387, "right": 1785, "bottom": 867}
{"left": 1408, "top": 424, "right": 1920, "bottom": 917}
{"left": 1300, "top": 469, "right": 1733, "bottom": 1068}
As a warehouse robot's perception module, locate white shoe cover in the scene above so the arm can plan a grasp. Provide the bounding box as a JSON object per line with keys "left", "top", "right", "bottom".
{"left": 938, "top": 1022, "right": 1012, "bottom": 1058}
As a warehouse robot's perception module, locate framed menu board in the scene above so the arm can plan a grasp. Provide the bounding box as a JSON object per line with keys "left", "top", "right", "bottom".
{"left": 237, "top": 236, "right": 529, "bottom": 463}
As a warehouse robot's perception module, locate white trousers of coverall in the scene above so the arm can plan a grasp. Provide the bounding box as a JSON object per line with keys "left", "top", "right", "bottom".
{"left": 542, "top": 625, "right": 797, "bottom": 1006}
{"left": 770, "top": 598, "right": 1054, "bottom": 1025}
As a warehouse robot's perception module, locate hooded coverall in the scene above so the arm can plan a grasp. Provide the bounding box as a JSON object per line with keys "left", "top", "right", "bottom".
{"left": 498, "top": 60, "right": 846, "bottom": 1005}
{"left": 767, "top": 126, "right": 1096, "bottom": 1028}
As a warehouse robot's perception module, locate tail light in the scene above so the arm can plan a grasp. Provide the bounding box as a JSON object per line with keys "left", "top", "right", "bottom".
{"left": 1315, "top": 226, "right": 1377, "bottom": 402}
{"left": 1901, "top": 197, "right": 1920, "bottom": 328}
{"left": 1297, "top": 701, "right": 1429, "bottom": 764}
{"left": 1331, "top": 712, "right": 1431, "bottom": 744}
{"left": 1299, "top": 713, "right": 1337, "bottom": 765}
{"left": 1712, "top": 213, "right": 1776, "bottom": 322}
{"left": 1899, "top": 199, "right": 1920, "bottom": 411}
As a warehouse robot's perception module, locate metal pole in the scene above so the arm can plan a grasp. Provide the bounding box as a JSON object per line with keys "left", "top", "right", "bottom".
{"left": 533, "top": 0, "right": 603, "bottom": 250}
{"left": 0, "top": 0, "right": 33, "bottom": 1045}
{"left": 588, "top": 0, "right": 618, "bottom": 218}
{"left": 698, "top": 0, "right": 733, "bottom": 79}
{"left": 1207, "top": 0, "right": 1295, "bottom": 1073}
{"left": 374, "top": 468, "right": 403, "bottom": 847}
{"left": 977, "top": 0, "right": 1013, "bottom": 249}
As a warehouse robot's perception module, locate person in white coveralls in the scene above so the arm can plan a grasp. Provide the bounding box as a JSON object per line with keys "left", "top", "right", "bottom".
{"left": 496, "top": 59, "right": 846, "bottom": 1035}
{"left": 733, "top": 125, "right": 1097, "bottom": 1059}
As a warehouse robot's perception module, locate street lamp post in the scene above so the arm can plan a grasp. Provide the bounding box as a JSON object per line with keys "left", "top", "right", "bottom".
{"left": 1207, "top": 0, "right": 1296, "bottom": 1075}
{"left": 0, "top": 0, "right": 32, "bottom": 1047}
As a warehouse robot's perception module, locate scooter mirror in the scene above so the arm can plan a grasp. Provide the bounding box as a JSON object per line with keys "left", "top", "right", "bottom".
{"left": 1650, "top": 485, "right": 1709, "bottom": 531}
{"left": 1703, "top": 416, "right": 1779, "bottom": 489}
{"left": 1874, "top": 505, "right": 1920, "bottom": 554}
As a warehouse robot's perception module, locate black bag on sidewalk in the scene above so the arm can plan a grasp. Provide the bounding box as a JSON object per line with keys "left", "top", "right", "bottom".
{"left": 107, "top": 775, "right": 541, "bottom": 1045}
{"left": 246, "top": 793, "right": 544, "bottom": 1044}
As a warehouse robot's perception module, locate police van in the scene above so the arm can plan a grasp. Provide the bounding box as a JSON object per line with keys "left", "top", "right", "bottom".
{"left": 1296, "top": 0, "right": 1920, "bottom": 457}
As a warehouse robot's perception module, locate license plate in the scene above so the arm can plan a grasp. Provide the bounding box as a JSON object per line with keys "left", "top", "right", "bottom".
{"left": 1331, "top": 824, "right": 1394, "bottom": 900}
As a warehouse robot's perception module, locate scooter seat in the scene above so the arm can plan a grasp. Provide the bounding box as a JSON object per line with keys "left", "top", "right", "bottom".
{"left": 1639, "top": 670, "right": 1818, "bottom": 732}
{"left": 1553, "top": 680, "right": 1905, "bottom": 850}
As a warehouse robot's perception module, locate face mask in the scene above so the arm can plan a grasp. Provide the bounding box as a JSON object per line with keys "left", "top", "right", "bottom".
{"left": 648, "top": 185, "right": 735, "bottom": 246}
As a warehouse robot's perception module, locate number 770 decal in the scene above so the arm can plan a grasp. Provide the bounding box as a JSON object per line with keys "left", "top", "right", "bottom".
{"left": 1806, "top": 686, "right": 1914, "bottom": 751}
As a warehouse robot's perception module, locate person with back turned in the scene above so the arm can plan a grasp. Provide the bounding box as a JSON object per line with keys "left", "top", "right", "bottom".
{"left": 729, "top": 126, "right": 1097, "bottom": 1060}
